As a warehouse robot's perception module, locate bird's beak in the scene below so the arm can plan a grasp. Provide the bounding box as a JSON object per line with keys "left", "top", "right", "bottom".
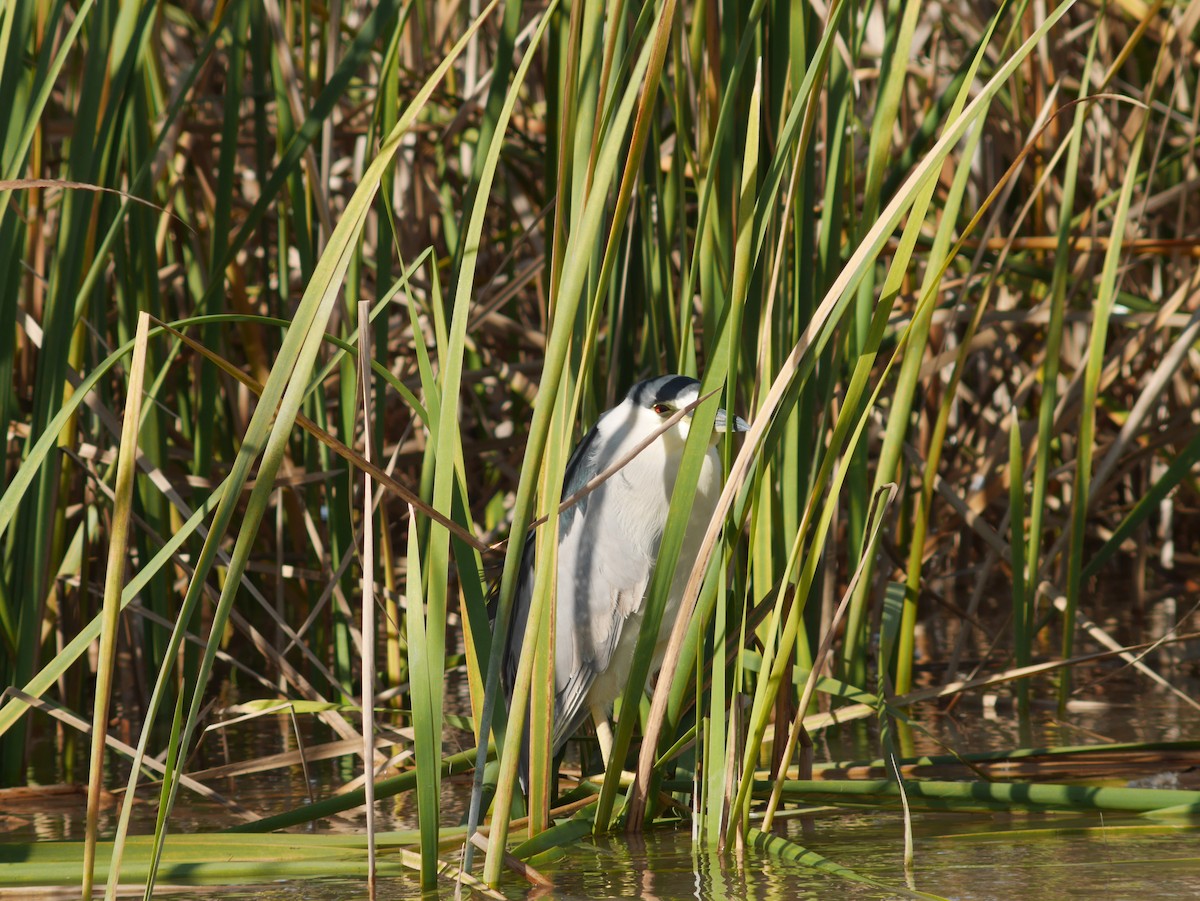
{"left": 714, "top": 408, "right": 750, "bottom": 433}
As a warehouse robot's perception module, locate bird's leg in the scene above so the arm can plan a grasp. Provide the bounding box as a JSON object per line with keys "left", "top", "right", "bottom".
{"left": 589, "top": 701, "right": 614, "bottom": 768}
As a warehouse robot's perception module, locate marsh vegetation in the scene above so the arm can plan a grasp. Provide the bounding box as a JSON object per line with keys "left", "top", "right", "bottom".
{"left": 0, "top": 0, "right": 1198, "bottom": 896}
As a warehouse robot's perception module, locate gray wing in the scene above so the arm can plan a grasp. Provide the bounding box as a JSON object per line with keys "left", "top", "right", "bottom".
{"left": 549, "top": 479, "right": 654, "bottom": 752}
{"left": 500, "top": 422, "right": 602, "bottom": 736}
{"left": 499, "top": 532, "right": 537, "bottom": 703}
{"left": 559, "top": 421, "right": 601, "bottom": 528}
{"left": 550, "top": 553, "right": 650, "bottom": 750}
{"left": 502, "top": 420, "right": 655, "bottom": 755}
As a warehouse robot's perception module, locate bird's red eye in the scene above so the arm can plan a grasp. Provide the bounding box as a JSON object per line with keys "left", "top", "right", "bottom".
{"left": 653, "top": 403, "right": 670, "bottom": 415}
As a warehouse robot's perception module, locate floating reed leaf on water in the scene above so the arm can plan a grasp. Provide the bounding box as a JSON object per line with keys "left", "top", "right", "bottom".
{"left": 0, "top": 0, "right": 1197, "bottom": 895}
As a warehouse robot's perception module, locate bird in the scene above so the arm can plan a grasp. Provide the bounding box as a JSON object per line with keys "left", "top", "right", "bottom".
{"left": 501, "top": 374, "right": 749, "bottom": 776}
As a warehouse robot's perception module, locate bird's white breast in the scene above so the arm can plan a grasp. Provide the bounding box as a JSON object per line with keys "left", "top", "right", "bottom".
{"left": 554, "top": 400, "right": 723, "bottom": 712}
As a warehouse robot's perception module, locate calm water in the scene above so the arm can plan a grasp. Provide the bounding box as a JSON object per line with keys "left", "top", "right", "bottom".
{"left": 7, "top": 677, "right": 1200, "bottom": 899}
{"left": 5, "top": 643, "right": 1200, "bottom": 898}
{"left": 61, "top": 811, "right": 1197, "bottom": 900}
{"left": 184, "top": 820, "right": 1199, "bottom": 900}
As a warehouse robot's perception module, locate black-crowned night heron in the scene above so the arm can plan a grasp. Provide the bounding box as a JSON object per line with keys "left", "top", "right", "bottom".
{"left": 502, "top": 374, "right": 749, "bottom": 771}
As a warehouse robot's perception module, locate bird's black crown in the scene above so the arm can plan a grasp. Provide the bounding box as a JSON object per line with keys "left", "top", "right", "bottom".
{"left": 626, "top": 374, "right": 699, "bottom": 409}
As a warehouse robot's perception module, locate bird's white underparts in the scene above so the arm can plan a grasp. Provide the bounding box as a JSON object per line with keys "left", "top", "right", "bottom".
{"left": 503, "top": 374, "right": 749, "bottom": 776}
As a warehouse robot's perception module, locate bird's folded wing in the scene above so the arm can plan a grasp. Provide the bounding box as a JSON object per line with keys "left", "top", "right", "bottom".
{"left": 552, "top": 579, "right": 644, "bottom": 752}
{"left": 552, "top": 661, "right": 596, "bottom": 751}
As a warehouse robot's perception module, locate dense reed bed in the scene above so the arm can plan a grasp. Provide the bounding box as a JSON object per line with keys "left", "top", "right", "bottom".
{"left": 1, "top": 0, "right": 1198, "bottom": 894}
